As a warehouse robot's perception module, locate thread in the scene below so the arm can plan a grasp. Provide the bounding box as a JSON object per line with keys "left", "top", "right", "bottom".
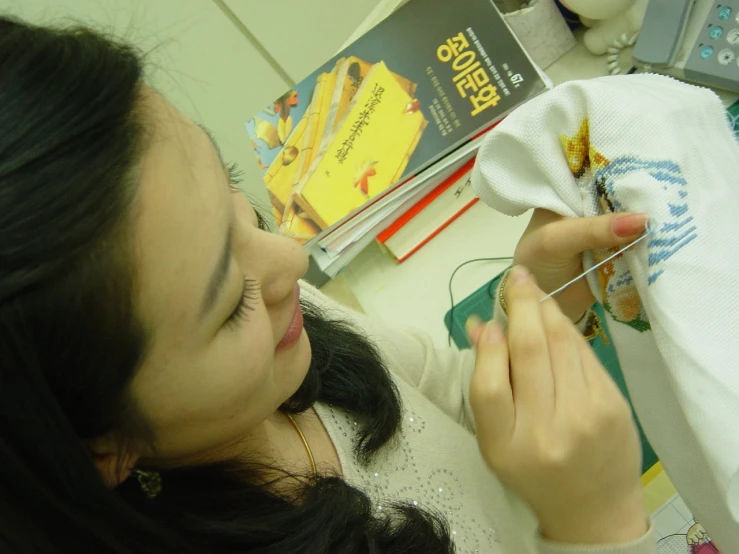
{"left": 540, "top": 219, "right": 655, "bottom": 302}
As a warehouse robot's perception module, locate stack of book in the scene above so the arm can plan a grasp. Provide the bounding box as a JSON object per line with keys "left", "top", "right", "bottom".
{"left": 245, "top": 0, "right": 549, "bottom": 276}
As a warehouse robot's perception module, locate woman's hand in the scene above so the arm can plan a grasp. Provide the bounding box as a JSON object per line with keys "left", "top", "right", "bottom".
{"left": 512, "top": 210, "right": 648, "bottom": 321}
{"left": 468, "top": 267, "right": 646, "bottom": 545}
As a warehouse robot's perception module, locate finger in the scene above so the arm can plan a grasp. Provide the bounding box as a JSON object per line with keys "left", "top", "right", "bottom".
{"left": 575, "top": 330, "right": 622, "bottom": 395}
{"left": 537, "top": 213, "right": 649, "bottom": 261}
{"left": 465, "top": 315, "right": 484, "bottom": 347}
{"left": 505, "top": 266, "right": 555, "bottom": 417}
{"left": 538, "top": 295, "right": 587, "bottom": 402}
{"left": 470, "top": 323, "right": 514, "bottom": 443}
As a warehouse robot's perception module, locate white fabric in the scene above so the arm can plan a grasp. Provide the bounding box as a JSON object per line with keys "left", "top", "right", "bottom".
{"left": 471, "top": 73, "right": 739, "bottom": 551}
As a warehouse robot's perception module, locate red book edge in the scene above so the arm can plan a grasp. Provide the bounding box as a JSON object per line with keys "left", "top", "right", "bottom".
{"left": 318, "top": 120, "right": 500, "bottom": 245}
{"left": 377, "top": 156, "right": 477, "bottom": 243}
{"left": 391, "top": 196, "right": 479, "bottom": 263}
{"left": 376, "top": 118, "right": 499, "bottom": 245}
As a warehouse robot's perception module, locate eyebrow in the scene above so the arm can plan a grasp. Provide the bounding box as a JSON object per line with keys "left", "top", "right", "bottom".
{"left": 199, "top": 218, "right": 234, "bottom": 322}
{"left": 196, "top": 123, "right": 234, "bottom": 322}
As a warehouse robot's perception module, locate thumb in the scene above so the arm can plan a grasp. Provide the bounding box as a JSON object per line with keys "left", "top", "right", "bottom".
{"left": 539, "top": 213, "right": 648, "bottom": 260}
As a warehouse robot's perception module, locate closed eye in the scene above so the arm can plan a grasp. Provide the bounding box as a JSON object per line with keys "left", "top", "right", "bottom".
{"left": 224, "top": 278, "right": 259, "bottom": 329}
{"left": 227, "top": 162, "right": 244, "bottom": 192}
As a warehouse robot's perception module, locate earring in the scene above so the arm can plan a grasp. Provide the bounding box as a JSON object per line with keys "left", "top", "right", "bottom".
{"left": 132, "top": 468, "right": 162, "bottom": 499}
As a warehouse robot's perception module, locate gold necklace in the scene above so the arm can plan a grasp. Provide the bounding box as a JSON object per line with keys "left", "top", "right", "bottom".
{"left": 286, "top": 413, "right": 317, "bottom": 476}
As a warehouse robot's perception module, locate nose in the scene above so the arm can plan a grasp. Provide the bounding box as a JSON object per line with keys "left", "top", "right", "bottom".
{"left": 254, "top": 230, "right": 309, "bottom": 306}
{"left": 231, "top": 193, "right": 309, "bottom": 306}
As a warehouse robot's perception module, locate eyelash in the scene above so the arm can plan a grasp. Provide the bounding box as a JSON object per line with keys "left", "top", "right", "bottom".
{"left": 225, "top": 278, "right": 259, "bottom": 329}
{"left": 221, "top": 162, "right": 268, "bottom": 328}
{"left": 227, "top": 162, "right": 244, "bottom": 193}
{"left": 227, "top": 161, "right": 270, "bottom": 232}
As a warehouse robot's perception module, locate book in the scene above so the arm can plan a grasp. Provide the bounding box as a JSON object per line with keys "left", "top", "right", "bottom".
{"left": 309, "top": 178, "right": 438, "bottom": 277}
{"left": 378, "top": 157, "right": 478, "bottom": 262}
{"left": 246, "top": 0, "right": 548, "bottom": 246}
{"left": 316, "top": 131, "right": 479, "bottom": 254}
{"left": 293, "top": 61, "right": 428, "bottom": 230}
{"left": 308, "top": 142, "right": 477, "bottom": 277}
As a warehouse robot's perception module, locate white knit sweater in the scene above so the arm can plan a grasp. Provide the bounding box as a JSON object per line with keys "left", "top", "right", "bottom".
{"left": 303, "top": 283, "right": 655, "bottom": 554}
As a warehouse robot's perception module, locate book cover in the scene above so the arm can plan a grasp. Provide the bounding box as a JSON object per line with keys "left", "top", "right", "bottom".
{"left": 644, "top": 463, "right": 722, "bottom": 551}
{"left": 330, "top": 56, "right": 417, "bottom": 137}
{"left": 317, "top": 144, "right": 477, "bottom": 253}
{"left": 246, "top": 0, "right": 546, "bottom": 244}
{"left": 297, "top": 62, "right": 428, "bottom": 229}
{"left": 282, "top": 57, "right": 421, "bottom": 230}
{"left": 290, "top": 68, "right": 337, "bottom": 201}
{"left": 262, "top": 109, "right": 310, "bottom": 214}
{"left": 292, "top": 65, "right": 341, "bottom": 200}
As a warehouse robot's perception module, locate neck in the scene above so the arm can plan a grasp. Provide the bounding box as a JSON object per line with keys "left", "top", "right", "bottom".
{"left": 143, "top": 410, "right": 308, "bottom": 474}
{"left": 224, "top": 410, "right": 312, "bottom": 474}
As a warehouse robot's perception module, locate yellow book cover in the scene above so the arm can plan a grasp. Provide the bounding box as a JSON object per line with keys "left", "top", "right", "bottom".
{"left": 247, "top": 0, "right": 548, "bottom": 246}
{"left": 282, "top": 58, "right": 420, "bottom": 231}
{"left": 279, "top": 64, "right": 341, "bottom": 224}
{"left": 263, "top": 111, "right": 310, "bottom": 217}
{"left": 332, "top": 57, "right": 417, "bottom": 135}
{"left": 293, "top": 61, "right": 342, "bottom": 187}
{"left": 278, "top": 205, "right": 320, "bottom": 245}
{"left": 313, "top": 57, "right": 416, "bottom": 164}
{"left": 295, "top": 61, "right": 428, "bottom": 230}
{"left": 283, "top": 58, "right": 357, "bottom": 224}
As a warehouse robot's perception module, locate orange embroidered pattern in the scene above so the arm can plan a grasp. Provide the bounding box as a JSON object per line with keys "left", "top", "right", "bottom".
{"left": 560, "top": 118, "right": 651, "bottom": 332}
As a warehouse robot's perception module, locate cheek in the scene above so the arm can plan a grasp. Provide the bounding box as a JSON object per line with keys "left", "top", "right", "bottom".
{"left": 133, "top": 317, "right": 280, "bottom": 455}
{"left": 212, "top": 312, "right": 278, "bottom": 405}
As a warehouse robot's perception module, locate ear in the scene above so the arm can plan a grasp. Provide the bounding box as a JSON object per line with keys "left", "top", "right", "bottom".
{"left": 87, "top": 436, "right": 140, "bottom": 489}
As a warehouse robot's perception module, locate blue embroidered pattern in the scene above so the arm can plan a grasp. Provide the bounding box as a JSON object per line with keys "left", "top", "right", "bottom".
{"left": 561, "top": 118, "right": 698, "bottom": 333}
{"left": 594, "top": 156, "right": 696, "bottom": 285}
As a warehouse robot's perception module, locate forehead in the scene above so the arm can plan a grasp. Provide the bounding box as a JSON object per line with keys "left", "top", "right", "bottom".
{"left": 131, "top": 91, "right": 228, "bottom": 337}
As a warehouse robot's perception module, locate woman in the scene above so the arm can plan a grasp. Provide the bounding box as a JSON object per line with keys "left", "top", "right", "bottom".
{"left": 0, "top": 15, "right": 654, "bottom": 553}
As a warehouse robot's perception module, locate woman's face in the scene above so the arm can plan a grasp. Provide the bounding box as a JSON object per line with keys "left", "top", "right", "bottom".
{"left": 121, "top": 91, "right": 310, "bottom": 468}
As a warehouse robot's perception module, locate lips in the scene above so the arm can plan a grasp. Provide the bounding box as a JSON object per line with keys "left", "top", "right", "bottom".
{"left": 276, "top": 284, "right": 304, "bottom": 350}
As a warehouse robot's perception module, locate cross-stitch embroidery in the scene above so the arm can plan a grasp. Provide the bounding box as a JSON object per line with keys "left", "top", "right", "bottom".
{"left": 558, "top": 118, "right": 697, "bottom": 332}
{"left": 560, "top": 119, "right": 648, "bottom": 331}
{"left": 472, "top": 76, "right": 739, "bottom": 549}
{"left": 595, "top": 157, "right": 696, "bottom": 286}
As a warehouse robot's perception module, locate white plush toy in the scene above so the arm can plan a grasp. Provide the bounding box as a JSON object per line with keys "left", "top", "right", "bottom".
{"left": 561, "top": 0, "right": 648, "bottom": 55}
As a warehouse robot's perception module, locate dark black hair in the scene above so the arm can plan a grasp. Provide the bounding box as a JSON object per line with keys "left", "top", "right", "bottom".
{"left": 0, "top": 15, "right": 454, "bottom": 553}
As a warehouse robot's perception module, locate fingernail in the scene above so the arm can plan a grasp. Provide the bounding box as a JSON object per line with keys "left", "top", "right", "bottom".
{"left": 485, "top": 324, "right": 504, "bottom": 343}
{"left": 612, "top": 213, "right": 648, "bottom": 238}
{"left": 465, "top": 315, "right": 483, "bottom": 337}
{"left": 508, "top": 265, "right": 530, "bottom": 285}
